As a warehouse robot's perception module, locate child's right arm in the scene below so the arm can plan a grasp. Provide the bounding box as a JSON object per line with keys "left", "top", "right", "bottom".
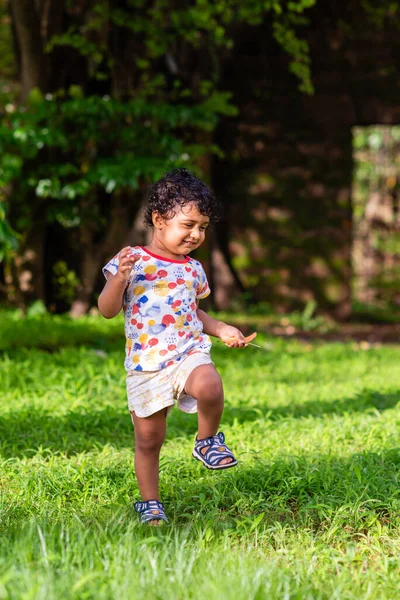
{"left": 98, "top": 246, "right": 140, "bottom": 319}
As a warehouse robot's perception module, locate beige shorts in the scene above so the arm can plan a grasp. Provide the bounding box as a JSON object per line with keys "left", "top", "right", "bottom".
{"left": 126, "top": 351, "right": 213, "bottom": 418}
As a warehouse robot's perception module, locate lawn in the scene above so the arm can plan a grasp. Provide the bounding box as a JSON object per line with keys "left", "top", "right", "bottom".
{"left": 1, "top": 311, "right": 400, "bottom": 599}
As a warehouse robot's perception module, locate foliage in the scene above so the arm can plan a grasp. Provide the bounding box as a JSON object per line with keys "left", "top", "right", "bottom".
{"left": 1, "top": 313, "right": 400, "bottom": 597}
{"left": 0, "top": 308, "right": 123, "bottom": 350}
{"left": 352, "top": 300, "right": 400, "bottom": 324}
{"left": 0, "top": 199, "right": 18, "bottom": 261}
{"left": 212, "top": 301, "right": 335, "bottom": 335}
{"left": 360, "top": 0, "right": 400, "bottom": 27}
{"left": 2, "top": 0, "right": 400, "bottom": 310}
{"left": 0, "top": 87, "right": 235, "bottom": 243}
{"left": 48, "top": 1, "right": 317, "bottom": 93}
{"left": 352, "top": 126, "right": 400, "bottom": 307}
{"left": 0, "top": 0, "right": 321, "bottom": 275}
{"left": 281, "top": 299, "right": 332, "bottom": 332}
{"left": 52, "top": 262, "right": 81, "bottom": 304}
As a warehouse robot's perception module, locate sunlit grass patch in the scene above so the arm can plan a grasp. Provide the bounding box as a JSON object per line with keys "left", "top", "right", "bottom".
{"left": 1, "top": 313, "right": 400, "bottom": 598}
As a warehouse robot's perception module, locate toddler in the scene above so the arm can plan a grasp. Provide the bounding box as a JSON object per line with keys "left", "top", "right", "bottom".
{"left": 98, "top": 168, "right": 247, "bottom": 525}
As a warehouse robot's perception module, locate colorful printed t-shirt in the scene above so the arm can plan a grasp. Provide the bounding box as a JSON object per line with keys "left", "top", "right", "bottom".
{"left": 102, "top": 246, "right": 212, "bottom": 372}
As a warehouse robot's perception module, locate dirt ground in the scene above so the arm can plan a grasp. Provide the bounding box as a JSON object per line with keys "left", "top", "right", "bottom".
{"left": 267, "top": 324, "right": 400, "bottom": 344}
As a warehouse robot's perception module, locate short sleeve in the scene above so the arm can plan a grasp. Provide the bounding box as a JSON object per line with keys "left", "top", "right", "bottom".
{"left": 102, "top": 253, "right": 120, "bottom": 279}
{"left": 196, "top": 263, "right": 211, "bottom": 300}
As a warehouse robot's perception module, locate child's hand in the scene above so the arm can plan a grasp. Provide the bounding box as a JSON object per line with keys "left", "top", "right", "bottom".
{"left": 117, "top": 246, "right": 140, "bottom": 283}
{"left": 218, "top": 324, "right": 247, "bottom": 348}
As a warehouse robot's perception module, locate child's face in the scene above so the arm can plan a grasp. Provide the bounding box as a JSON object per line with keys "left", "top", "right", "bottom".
{"left": 153, "top": 203, "right": 210, "bottom": 256}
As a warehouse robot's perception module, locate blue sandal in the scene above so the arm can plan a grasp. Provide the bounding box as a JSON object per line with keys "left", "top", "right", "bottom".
{"left": 192, "top": 432, "right": 238, "bottom": 470}
{"left": 134, "top": 500, "right": 168, "bottom": 524}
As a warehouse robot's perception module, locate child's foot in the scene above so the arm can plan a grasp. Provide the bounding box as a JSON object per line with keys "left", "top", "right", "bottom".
{"left": 192, "top": 432, "right": 238, "bottom": 470}
{"left": 134, "top": 500, "right": 168, "bottom": 525}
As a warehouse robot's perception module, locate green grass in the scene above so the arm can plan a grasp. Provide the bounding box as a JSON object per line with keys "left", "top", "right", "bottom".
{"left": 1, "top": 313, "right": 400, "bottom": 599}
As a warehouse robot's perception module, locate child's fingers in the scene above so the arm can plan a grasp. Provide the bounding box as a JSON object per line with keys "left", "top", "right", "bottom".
{"left": 226, "top": 332, "right": 257, "bottom": 348}
{"left": 119, "top": 246, "right": 132, "bottom": 258}
{"left": 120, "top": 253, "right": 140, "bottom": 269}
{"left": 224, "top": 339, "right": 243, "bottom": 348}
{"left": 236, "top": 332, "right": 257, "bottom": 347}
{"left": 119, "top": 247, "right": 140, "bottom": 261}
{"left": 119, "top": 258, "right": 134, "bottom": 270}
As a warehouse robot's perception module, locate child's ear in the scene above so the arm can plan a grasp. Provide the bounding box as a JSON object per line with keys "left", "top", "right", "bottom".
{"left": 152, "top": 212, "right": 164, "bottom": 229}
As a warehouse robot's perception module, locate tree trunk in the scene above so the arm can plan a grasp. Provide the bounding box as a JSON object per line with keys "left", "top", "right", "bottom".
{"left": 9, "top": 207, "right": 47, "bottom": 307}
{"left": 69, "top": 190, "right": 143, "bottom": 316}
{"left": 69, "top": 242, "right": 99, "bottom": 318}
{"left": 210, "top": 238, "right": 244, "bottom": 310}
{"left": 193, "top": 130, "right": 245, "bottom": 309}
{"left": 10, "top": 0, "right": 46, "bottom": 99}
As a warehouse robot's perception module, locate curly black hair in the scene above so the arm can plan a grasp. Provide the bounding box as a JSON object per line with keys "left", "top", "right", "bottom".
{"left": 144, "top": 168, "right": 221, "bottom": 227}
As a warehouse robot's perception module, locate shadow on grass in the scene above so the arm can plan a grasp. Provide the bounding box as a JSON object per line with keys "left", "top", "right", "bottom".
{"left": 1, "top": 390, "right": 399, "bottom": 458}
{"left": 168, "top": 390, "right": 400, "bottom": 437}
{"left": 3, "top": 449, "right": 400, "bottom": 538}
{"left": 0, "top": 406, "right": 134, "bottom": 458}
{"left": 166, "top": 448, "right": 400, "bottom": 532}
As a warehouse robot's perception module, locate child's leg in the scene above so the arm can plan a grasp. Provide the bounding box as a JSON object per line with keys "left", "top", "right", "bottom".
{"left": 130, "top": 408, "right": 167, "bottom": 501}
{"left": 184, "top": 364, "right": 233, "bottom": 466}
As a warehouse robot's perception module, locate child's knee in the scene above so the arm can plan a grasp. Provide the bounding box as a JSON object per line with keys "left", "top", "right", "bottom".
{"left": 196, "top": 375, "right": 224, "bottom": 403}
{"left": 135, "top": 430, "right": 165, "bottom": 454}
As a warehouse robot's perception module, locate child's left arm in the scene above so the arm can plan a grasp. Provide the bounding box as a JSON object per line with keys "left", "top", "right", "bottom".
{"left": 196, "top": 308, "right": 246, "bottom": 348}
